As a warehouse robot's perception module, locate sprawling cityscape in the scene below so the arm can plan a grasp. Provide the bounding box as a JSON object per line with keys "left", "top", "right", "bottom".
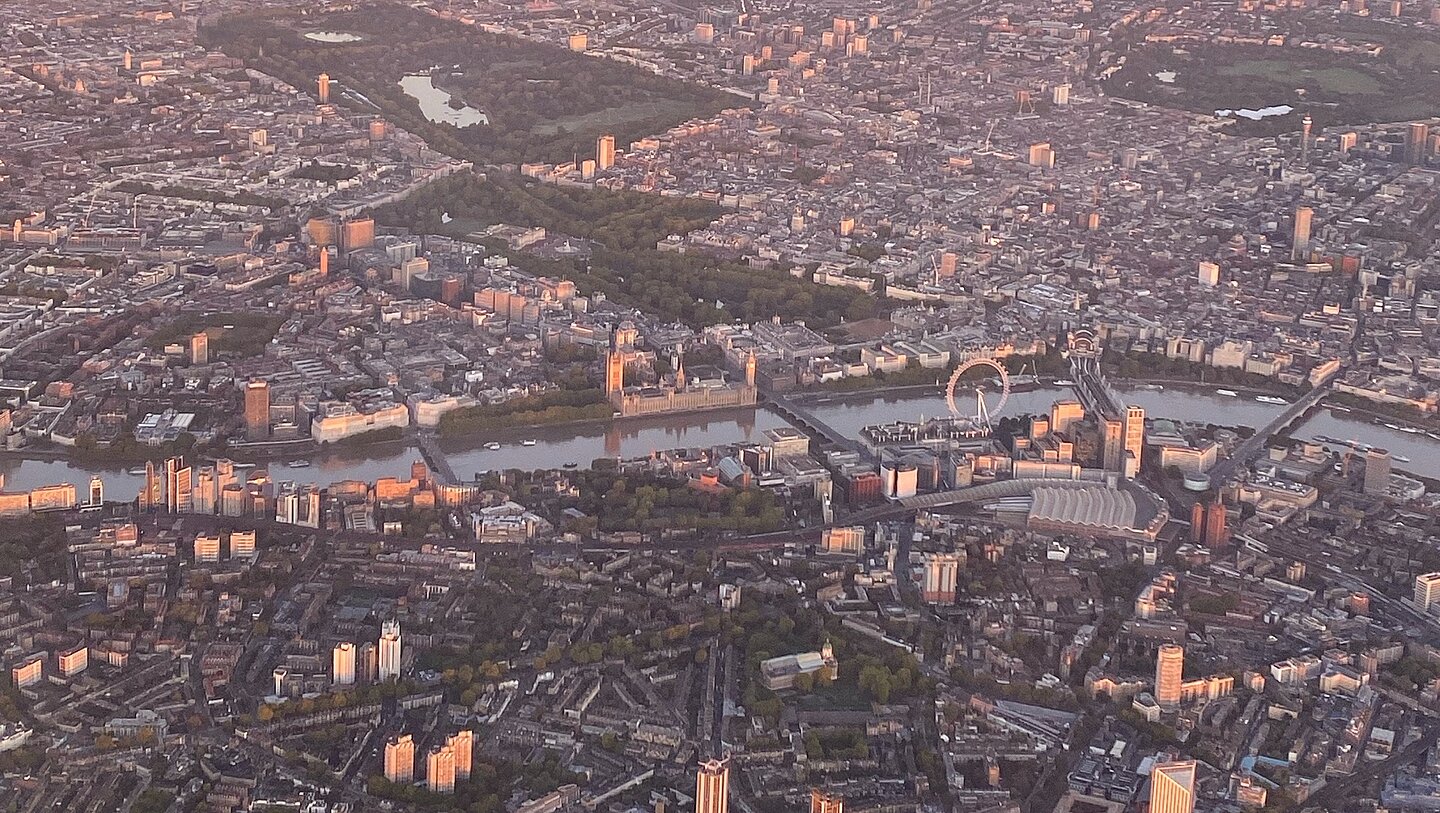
{"left": 3, "top": 0, "right": 1440, "bottom": 812}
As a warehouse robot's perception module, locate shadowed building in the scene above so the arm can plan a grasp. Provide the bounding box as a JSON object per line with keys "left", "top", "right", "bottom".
{"left": 244, "top": 380, "right": 270, "bottom": 440}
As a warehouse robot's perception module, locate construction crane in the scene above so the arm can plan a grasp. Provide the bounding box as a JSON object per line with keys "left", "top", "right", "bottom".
{"left": 976, "top": 120, "right": 998, "bottom": 156}
{"left": 81, "top": 187, "right": 100, "bottom": 227}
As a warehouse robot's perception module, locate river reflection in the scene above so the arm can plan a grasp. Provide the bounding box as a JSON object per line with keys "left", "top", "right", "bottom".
{"left": 0, "top": 384, "right": 1435, "bottom": 498}
{"left": 803, "top": 384, "right": 1440, "bottom": 478}
{"left": 799, "top": 384, "right": 1285, "bottom": 438}
{"left": 0, "top": 444, "right": 426, "bottom": 504}
{"left": 439, "top": 408, "right": 793, "bottom": 477}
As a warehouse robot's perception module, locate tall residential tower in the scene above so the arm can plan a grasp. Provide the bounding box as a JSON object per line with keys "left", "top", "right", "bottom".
{"left": 379, "top": 620, "right": 402, "bottom": 681}
{"left": 696, "top": 758, "right": 730, "bottom": 813}
{"left": 1155, "top": 643, "right": 1184, "bottom": 708}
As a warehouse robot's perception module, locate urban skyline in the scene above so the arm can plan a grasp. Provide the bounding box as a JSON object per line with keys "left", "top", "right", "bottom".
{"left": 2, "top": 0, "right": 1440, "bottom": 811}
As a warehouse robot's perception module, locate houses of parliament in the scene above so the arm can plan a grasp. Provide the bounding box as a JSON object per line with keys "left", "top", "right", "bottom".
{"left": 605, "top": 337, "right": 758, "bottom": 418}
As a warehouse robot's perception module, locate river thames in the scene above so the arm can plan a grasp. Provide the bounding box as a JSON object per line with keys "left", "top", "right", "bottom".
{"left": 0, "top": 384, "right": 1432, "bottom": 500}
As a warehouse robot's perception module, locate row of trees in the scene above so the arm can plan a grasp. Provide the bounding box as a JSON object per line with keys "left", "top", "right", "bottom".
{"left": 803, "top": 728, "right": 869, "bottom": 760}
{"left": 0, "top": 280, "right": 70, "bottom": 303}
{"left": 532, "top": 470, "right": 788, "bottom": 535}
{"left": 379, "top": 173, "right": 722, "bottom": 253}
{"left": 854, "top": 654, "right": 921, "bottom": 705}
{"left": 72, "top": 429, "right": 201, "bottom": 463}
{"left": 333, "top": 425, "right": 405, "bottom": 446}
{"left": 438, "top": 388, "right": 612, "bottom": 437}
{"left": 950, "top": 665, "right": 1080, "bottom": 711}
{"left": 1384, "top": 656, "right": 1440, "bottom": 692}
{"left": 114, "top": 180, "right": 286, "bottom": 211}
{"left": 143, "top": 311, "right": 284, "bottom": 357}
{"left": 527, "top": 623, "right": 698, "bottom": 674}
{"left": 366, "top": 751, "right": 582, "bottom": 813}
{"left": 1328, "top": 390, "right": 1434, "bottom": 424}
{"left": 256, "top": 679, "right": 420, "bottom": 722}
{"left": 571, "top": 247, "right": 878, "bottom": 328}
{"left": 290, "top": 162, "right": 359, "bottom": 182}
{"left": 0, "top": 517, "right": 70, "bottom": 586}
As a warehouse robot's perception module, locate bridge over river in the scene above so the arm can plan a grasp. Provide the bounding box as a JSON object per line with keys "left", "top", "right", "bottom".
{"left": 764, "top": 391, "right": 876, "bottom": 462}
{"left": 416, "top": 432, "right": 459, "bottom": 485}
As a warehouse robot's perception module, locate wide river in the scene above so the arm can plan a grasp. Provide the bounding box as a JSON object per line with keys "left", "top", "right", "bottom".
{"left": 1, "top": 385, "right": 1433, "bottom": 501}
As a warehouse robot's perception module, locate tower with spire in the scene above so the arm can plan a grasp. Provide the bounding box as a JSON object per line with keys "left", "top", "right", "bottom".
{"left": 607, "top": 337, "right": 756, "bottom": 417}
{"left": 605, "top": 336, "right": 625, "bottom": 399}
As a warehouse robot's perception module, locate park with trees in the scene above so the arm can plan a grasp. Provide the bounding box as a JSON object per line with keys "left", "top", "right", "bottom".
{"left": 201, "top": 5, "right": 740, "bottom": 166}
{"left": 376, "top": 173, "right": 880, "bottom": 329}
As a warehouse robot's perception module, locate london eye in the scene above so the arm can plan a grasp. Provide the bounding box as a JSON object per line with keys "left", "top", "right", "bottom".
{"left": 945, "top": 357, "right": 1011, "bottom": 431}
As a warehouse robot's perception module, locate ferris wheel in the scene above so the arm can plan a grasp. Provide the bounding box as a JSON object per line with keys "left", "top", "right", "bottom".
{"left": 945, "top": 357, "right": 1011, "bottom": 430}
